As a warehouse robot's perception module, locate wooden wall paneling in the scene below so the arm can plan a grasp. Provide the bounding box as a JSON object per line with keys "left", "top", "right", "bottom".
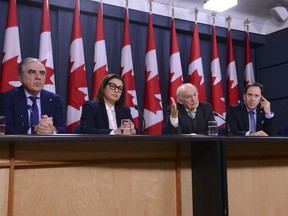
{"left": 227, "top": 159, "right": 288, "bottom": 216}
{"left": 0, "top": 168, "right": 9, "bottom": 216}
{"left": 226, "top": 139, "right": 288, "bottom": 216}
{"left": 0, "top": 137, "right": 195, "bottom": 216}
{"left": 12, "top": 163, "right": 178, "bottom": 216}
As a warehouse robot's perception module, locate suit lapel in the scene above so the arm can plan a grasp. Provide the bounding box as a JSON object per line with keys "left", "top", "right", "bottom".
{"left": 16, "top": 86, "right": 30, "bottom": 127}
{"left": 178, "top": 104, "right": 194, "bottom": 133}
{"left": 100, "top": 102, "right": 110, "bottom": 128}
{"left": 40, "top": 90, "right": 53, "bottom": 116}
{"left": 256, "top": 108, "right": 263, "bottom": 130}
{"left": 241, "top": 104, "right": 250, "bottom": 130}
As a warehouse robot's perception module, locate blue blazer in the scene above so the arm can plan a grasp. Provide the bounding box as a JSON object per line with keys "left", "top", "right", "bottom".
{"left": 80, "top": 100, "right": 134, "bottom": 134}
{"left": 226, "top": 103, "right": 276, "bottom": 136}
{"left": 0, "top": 85, "right": 66, "bottom": 134}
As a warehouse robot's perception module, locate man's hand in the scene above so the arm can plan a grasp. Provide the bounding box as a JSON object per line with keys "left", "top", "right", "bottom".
{"left": 170, "top": 97, "right": 178, "bottom": 118}
{"left": 249, "top": 130, "right": 268, "bottom": 136}
{"left": 35, "top": 115, "right": 56, "bottom": 135}
{"left": 260, "top": 96, "right": 271, "bottom": 114}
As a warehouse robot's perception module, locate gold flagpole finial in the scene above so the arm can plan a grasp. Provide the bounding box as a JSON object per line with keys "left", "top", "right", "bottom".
{"left": 211, "top": 11, "right": 217, "bottom": 25}
{"left": 244, "top": 19, "right": 251, "bottom": 32}
{"left": 172, "top": 2, "right": 174, "bottom": 18}
{"left": 194, "top": 7, "right": 199, "bottom": 22}
{"left": 226, "top": 15, "right": 232, "bottom": 29}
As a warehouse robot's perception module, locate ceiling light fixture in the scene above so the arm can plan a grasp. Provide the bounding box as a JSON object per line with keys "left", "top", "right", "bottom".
{"left": 203, "top": 0, "right": 238, "bottom": 12}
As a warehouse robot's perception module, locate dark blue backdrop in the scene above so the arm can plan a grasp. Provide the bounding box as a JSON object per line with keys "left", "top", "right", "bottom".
{"left": 1, "top": 0, "right": 287, "bottom": 133}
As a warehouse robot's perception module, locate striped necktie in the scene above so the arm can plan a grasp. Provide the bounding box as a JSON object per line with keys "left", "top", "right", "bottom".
{"left": 29, "top": 96, "right": 39, "bottom": 126}
{"left": 248, "top": 111, "right": 256, "bottom": 132}
{"left": 188, "top": 111, "right": 196, "bottom": 119}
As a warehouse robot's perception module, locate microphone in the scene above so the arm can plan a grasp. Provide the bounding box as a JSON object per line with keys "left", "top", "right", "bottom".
{"left": 27, "top": 105, "right": 36, "bottom": 134}
{"left": 213, "top": 112, "right": 225, "bottom": 121}
{"left": 134, "top": 105, "right": 146, "bottom": 134}
{"left": 213, "top": 112, "right": 230, "bottom": 134}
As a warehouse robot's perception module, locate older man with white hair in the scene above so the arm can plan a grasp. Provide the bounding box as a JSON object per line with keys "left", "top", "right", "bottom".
{"left": 165, "top": 83, "right": 214, "bottom": 134}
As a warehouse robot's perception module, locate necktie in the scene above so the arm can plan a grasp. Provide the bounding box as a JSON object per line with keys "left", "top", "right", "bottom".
{"left": 29, "top": 96, "right": 39, "bottom": 126}
{"left": 188, "top": 111, "right": 196, "bottom": 119}
{"left": 248, "top": 111, "right": 256, "bottom": 132}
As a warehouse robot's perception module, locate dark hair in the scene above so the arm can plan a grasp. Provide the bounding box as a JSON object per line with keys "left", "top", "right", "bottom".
{"left": 96, "top": 74, "right": 126, "bottom": 108}
{"left": 244, "top": 82, "right": 264, "bottom": 95}
{"left": 18, "top": 57, "right": 43, "bottom": 76}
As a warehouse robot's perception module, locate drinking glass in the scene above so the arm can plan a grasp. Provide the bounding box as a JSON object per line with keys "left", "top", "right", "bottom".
{"left": 0, "top": 116, "right": 5, "bottom": 135}
{"left": 208, "top": 120, "right": 218, "bottom": 136}
{"left": 121, "top": 119, "right": 132, "bottom": 135}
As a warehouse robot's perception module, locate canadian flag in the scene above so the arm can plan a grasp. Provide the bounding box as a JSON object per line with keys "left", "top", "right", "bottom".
{"left": 66, "top": 0, "right": 89, "bottom": 133}
{"left": 92, "top": 2, "right": 109, "bottom": 99}
{"left": 168, "top": 17, "right": 183, "bottom": 105}
{"left": 244, "top": 31, "right": 255, "bottom": 86}
{"left": 226, "top": 28, "right": 240, "bottom": 106}
{"left": 120, "top": 8, "right": 140, "bottom": 129}
{"left": 39, "top": 0, "right": 55, "bottom": 93}
{"left": 210, "top": 26, "right": 226, "bottom": 125}
{"left": 143, "top": 14, "right": 164, "bottom": 134}
{"left": 0, "top": 0, "right": 21, "bottom": 93}
{"left": 188, "top": 23, "right": 207, "bottom": 102}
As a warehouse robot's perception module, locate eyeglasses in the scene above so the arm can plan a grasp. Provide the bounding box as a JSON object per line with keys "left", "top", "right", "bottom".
{"left": 108, "top": 83, "right": 123, "bottom": 93}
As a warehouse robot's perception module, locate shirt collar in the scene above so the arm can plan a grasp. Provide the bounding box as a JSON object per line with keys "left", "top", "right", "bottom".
{"left": 105, "top": 103, "right": 115, "bottom": 112}
{"left": 24, "top": 89, "right": 41, "bottom": 98}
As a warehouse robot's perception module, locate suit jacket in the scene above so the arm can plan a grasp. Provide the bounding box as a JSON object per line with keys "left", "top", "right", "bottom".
{"left": 165, "top": 102, "right": 214, "bottom": 134}
{"left": 0, "top": 85, "right": 66, "bottom": 134}
{"left": 226, "top": 103, "right": 276, "bottom": 136}
{"left": 80, "top": 100, "right": 134, "bottom": 134}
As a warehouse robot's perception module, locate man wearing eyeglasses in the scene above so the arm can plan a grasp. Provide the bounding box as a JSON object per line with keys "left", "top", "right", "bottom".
{"left": 164, "top": 83, "right": 214, "bottom": 134}
{"left": 80, "top": 74, "right": 136, "bottom": 134}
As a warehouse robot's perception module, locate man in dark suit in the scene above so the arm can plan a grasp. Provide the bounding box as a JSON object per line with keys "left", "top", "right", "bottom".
{"left": 165, "top": 83, "right": 214, "bottom": 134}
{"left": 0, "top": 57, "right": 66, "bottom": 134}
{"left": 226, "top": 82, "right": 275, "bottom": 136}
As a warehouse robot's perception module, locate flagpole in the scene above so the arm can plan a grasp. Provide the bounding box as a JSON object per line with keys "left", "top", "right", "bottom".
{"left": 244, "top": 18, "right": 251, "bottom": 32}
{"left": 226, "top": 15, "right": 231, "bottom": 30}
{"left": 212, "top": 11, "right": 217, "bottom": 26}
{"left": 194, "top": 7, "right": 198, "bottom": 23}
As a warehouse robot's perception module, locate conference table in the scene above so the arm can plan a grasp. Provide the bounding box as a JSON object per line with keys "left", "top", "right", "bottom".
{"left": 0, "top": 134, "right": 287, "bottom": 216}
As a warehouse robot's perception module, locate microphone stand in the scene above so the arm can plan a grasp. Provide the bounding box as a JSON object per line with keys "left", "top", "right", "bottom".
{"left": 28, "top": 105, "right": 36, "bottom": 134}
{"left": 134, "top": 105, "right": 146, "bottom": 134}
{"left": 213, "top": 112, "right": 230, "bottom": 135}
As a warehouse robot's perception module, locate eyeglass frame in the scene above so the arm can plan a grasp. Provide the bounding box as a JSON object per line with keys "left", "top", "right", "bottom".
{"left": 108, "top": 82, "right": 124, "bottom": 93}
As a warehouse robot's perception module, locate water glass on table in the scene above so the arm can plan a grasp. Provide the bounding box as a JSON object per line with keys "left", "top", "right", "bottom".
{"left": 0, "top": 116, "right": 5, "bottom": 135}
{"left": 121, "top": 119, "right": 132, "bottom": 135}
{"left": 208, "top": 120, "right": 218, "bottom": 136}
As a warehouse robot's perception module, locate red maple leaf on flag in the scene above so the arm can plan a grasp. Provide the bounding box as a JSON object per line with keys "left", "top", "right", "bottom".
{"left": 168, "top": 71, "right": 183, "bottom": 102}
{"left": 227, "top": 78, "right": 239, "bottom": 105}
{"left": 189, "top": 69, "right": 203, "bottom": 88}
{"left": 211, "top": 76, "right": 226, "bottom": 114}
{"left": 0, "top": 56, "right": 19, "bottom": 92}
{"left": 41, "top": 59, "right": 54, "bottom": 85}
{"left": 68, "top": 64, "right": 87, "bottom": 110}
{"left": 121, "top": 69, "right": 136, "bottom": 105}
{"left": 145, "top": 70, "right": 162, "bottom": 114}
